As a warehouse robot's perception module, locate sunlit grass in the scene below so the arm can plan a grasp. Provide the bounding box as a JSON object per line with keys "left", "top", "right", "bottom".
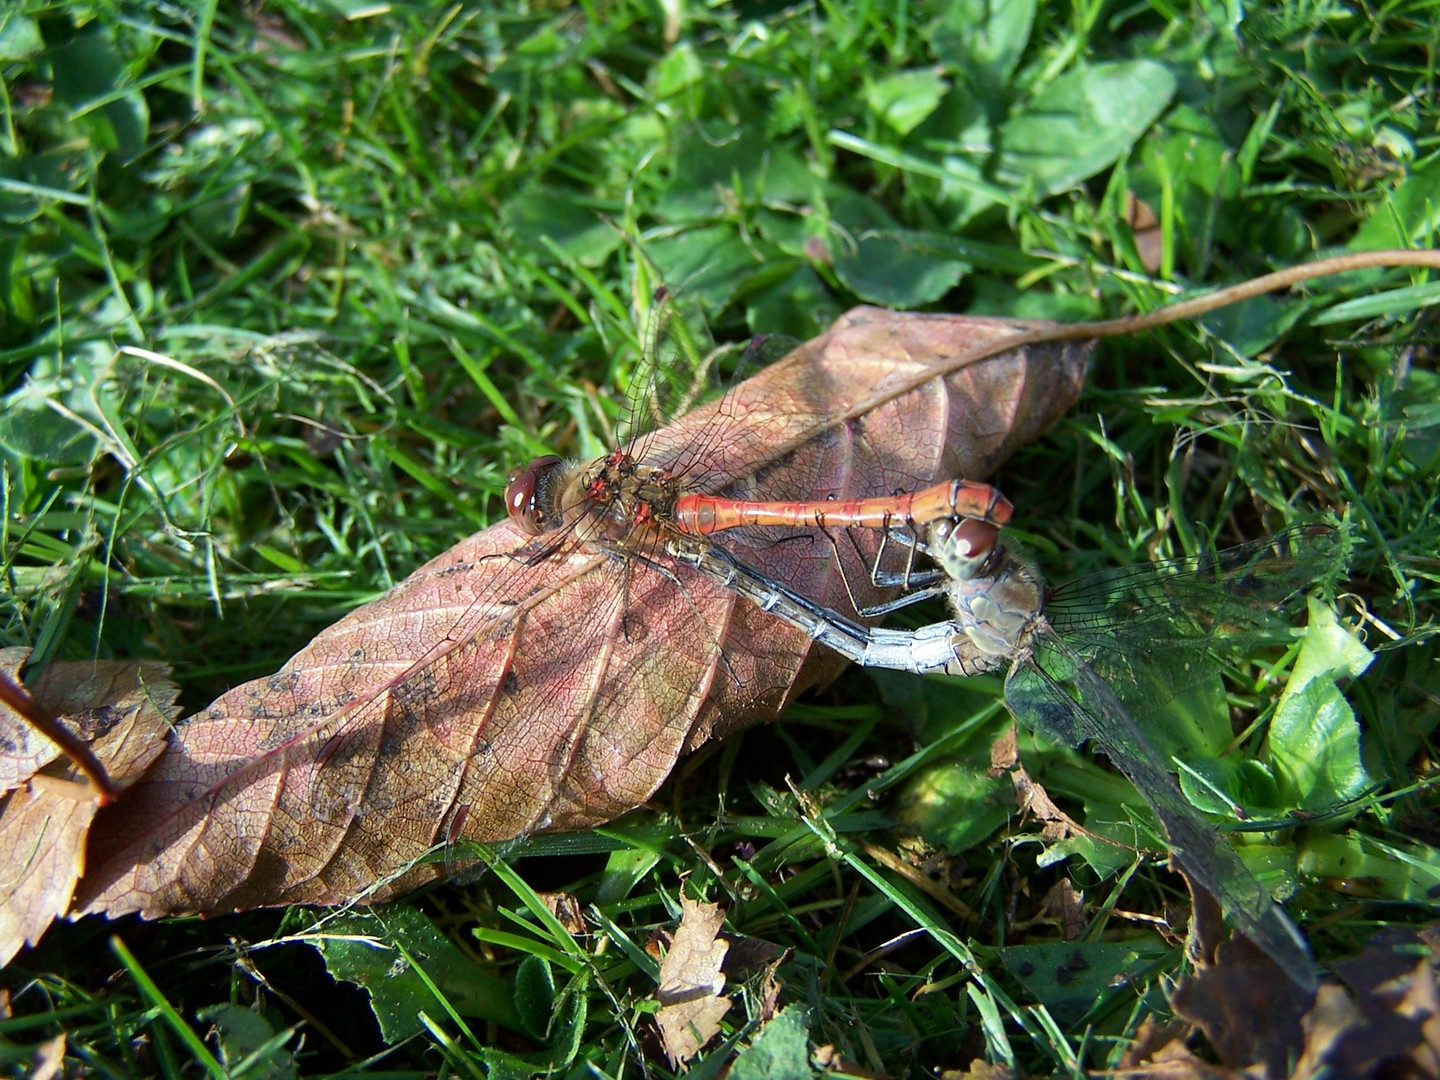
{"left": 1, "top": 0, "right": 1436, "bottom": 1075}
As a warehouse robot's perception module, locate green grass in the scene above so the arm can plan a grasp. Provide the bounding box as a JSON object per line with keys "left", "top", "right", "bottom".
{"left": 3, "top": 0, "right": 1439, "bottom": 1075}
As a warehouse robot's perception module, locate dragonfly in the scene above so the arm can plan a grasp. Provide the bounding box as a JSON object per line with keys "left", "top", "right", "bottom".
{"left": 668, "top": 516, "right": 1347, "bottom": 990}
{"left": 502, "top": 305, "right": 1011, "bottom": 571}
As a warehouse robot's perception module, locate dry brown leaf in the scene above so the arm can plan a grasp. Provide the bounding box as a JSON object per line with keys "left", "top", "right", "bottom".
{"left": 536, "top": 891, "right": 585, "bottom": 935}
{"left": 30, "top": 1032, "right": 66, "bottom": 1080}
{"left": 1160, "top": 926, "right": 1440, "bottom": 1079}
{"left": 1038, "top": 879, "right": 1088, "bottom": 941}
{"left": 1124, "top": 192, "right": 1164, "bottom": 274}
{"left": 940, "top": 1061, "right": 1018, "bottom": 1080}
{"left": 1291, "top": 927, "right": 1440, "bottom": 1079}
{"left": 654, "top": 897, "right": 732, "bottom": 1068}
{"left": 0, "top": 654, "right": 177, "bottom": 966}
{"left": 1171, "top": 934, "right": 1310, "bottom": 1076}
{"left": 74, "top": 309, "right": 1089, "bottom": 918}
{"left": 0, "top": 647, "right": 62, "bottom": 792}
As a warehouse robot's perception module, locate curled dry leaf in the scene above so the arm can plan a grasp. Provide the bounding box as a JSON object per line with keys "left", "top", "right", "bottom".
{"left": 76, "top": 308, "right": 1090, "bottom": 918}
{"left": 1149, "top": 927, "right": 1440, "bottom": 1079}
{"left": 654, "top": 897, "right": 731, "bottom": 1068}
{"left": 0, "top": 651, "right": 178, "bottom": 965}
{"left": 0, "top": 647, "right": 63, "bottom": 791}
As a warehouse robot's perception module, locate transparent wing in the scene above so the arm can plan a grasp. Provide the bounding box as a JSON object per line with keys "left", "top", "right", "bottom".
{"left": 1042, "top": 522, "right": 1347, "bottom": 725}
{"left": 1005, "top": 632, "right": 1315, "bottom": 989}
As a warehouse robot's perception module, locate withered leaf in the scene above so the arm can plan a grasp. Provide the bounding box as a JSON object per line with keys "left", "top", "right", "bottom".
{"left": 76, "top": 309, "right": 1090, "bottom": 918}
{"left": 0, "top": 653, "right": 178, "bottom": 965}
{"left": 654, "top": 897, "right": 731, "bottom": 1069}
{"left": 1170, "top": 934, "right": 1310, "bottom": 1075}
{"left": 0, "top": 647, "right": 60, "bottom": 792}
{"left": 1292, "top": 928, "right": 1440, "bottom": 1079}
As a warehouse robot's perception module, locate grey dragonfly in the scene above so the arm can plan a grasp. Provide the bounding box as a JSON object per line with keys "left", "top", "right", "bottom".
{"left": 668, "top": 515, "right": 1348, "bottom": 990}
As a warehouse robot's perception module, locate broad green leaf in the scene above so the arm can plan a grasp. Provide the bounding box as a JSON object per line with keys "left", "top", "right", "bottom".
{"left": 731, "top": 1004, "right": 816, "bottom": 1080}
{"left": 49, "top": 25, "right": 148, "bottom": 159}
{"left": 896, "top": 758, "right": 1014, "bottom": 855}
{"left": 744, "top": 266, "right": 841, "bottom": 341}
{"left": 864, "top": 69, "right": 949, "bottom": 136}
{"left": 513, "top": 955, "right": 556, "bottom": 1042}
{"left": 930, "top": 0, "right": 1036, "bottom": 86}
{"left": 1350, "top": 152, "right": 1440, "bottom": 251}
{"left": 310, "top": 907, "right": 518, "bottom": 1040}
{"left": 1298, "top": 832, "right": 1440, "bottom": 903}
{"left": 646, "top": 224, "right": 758, "bottom": 309}
{"left": 1269, "top": 597, "right": 1373, "bottom": 810}
{"left": 1198, "top": 294, "right": 1307, "bottom": 355}
{"left": 660, "top": 125, "right": 821, "bottom": 221}
{"left": 999, "top": 61, "right": 1176, "bottom": 197}
{"left": 834, "top": 229, "right": 969, "bottom": 306}
{"left": 998, "top": 941, "right": 1169, "bottom": 1025}
{"left": 194, "top": 1004, "right": 297, "bottom": 1080}
{"left": 0, "top": 12, "right": 42, "bottom": 62}
{"left": 653, "top": 41, "right": 704, "bottom": 97}
{"left": 502, "top": 188, "right": 622, "bottom": 267}
{"left": 1179, "top": 756, "right": 1280, "bottom": 819}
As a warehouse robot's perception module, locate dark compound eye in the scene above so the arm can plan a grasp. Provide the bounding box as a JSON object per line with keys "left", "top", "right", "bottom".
{"left": 504, "top": 455, "right": 562, "bottom": 536}
{"left": 949, "top": 516, "right": 999, "bottom": 560}
{"left": 929, "top": 516, "right": 1001, "bottom": 579}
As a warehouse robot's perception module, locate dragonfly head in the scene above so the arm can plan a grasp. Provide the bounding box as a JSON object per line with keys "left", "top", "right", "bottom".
{"left": 505, "top": 455, "right": 564, "bottom": 535}
{"left": 927, "top": 516, "right": 1002, "bottom": 580}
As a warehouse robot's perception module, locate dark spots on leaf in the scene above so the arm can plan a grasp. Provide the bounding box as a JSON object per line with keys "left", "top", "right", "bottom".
{"left": 267, "top": 672, "right": 300, "bottom": 694}
{"left": 392, "top": 670, "right": 437, "bottom": 708}
{"left": 503, "top": 670, "right": 518, "bottom": 695}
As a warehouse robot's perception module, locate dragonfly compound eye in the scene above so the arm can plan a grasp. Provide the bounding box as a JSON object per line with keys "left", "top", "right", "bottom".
{"left": 950, "top": 517, "right": 999, "bottom": 560}
{"left": 929, "top": 516, "right": 1001, "bottom": 580}
{"left": 505, "top": 455, "right": 563, "bottom": 535}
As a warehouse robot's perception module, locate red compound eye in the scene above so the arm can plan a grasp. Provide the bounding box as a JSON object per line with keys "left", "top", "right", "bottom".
{"left": 504, "top": 455, "right": 562, "bottom": 536}
{"left": 929, "top": 516, "right": 1001, "bottom": 579}
{"left": 949, "top": 517, "right": 999, "bottom": 561}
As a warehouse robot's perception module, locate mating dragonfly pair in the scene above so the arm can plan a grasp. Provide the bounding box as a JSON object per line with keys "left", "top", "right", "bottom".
{"left": 670, "top": 506, "right": 1342, "bottom": 991}
{"left": 505, "top": 446, "right": 1344, "bottom": 990}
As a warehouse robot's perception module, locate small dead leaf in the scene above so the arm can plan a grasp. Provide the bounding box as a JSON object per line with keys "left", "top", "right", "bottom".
{"left": 1116, "top": 1017, "right": 1194, "bottom": 1071}
{"left": 1037, "top": 879, "right": 1088, "bottom": 942}
{"left": 0, "top": 656, "right": 178, "bottom": 966}
{"left": 654, "top": 897, "right": 732, "bottom": 1068}
{"left": 536, "top": 891, "right": 585, "bottom": 935}
{"left": 1292, "top": 927, "right": 1440, "bottom": 1079}
{"left": 1124, "top": 192, "right": 1164, "bottom": 273}
{"left": 940, "top": 1061, "right": 1017, "bottom": 1080}
{"left": 987, "top": 726, "right": 1019, "bottom": 776}
{"left": 720, "top": 933, "right": 785, "bottom": 977}
{"left": 1008, "top": 763, "right": 1080, "bottom": 843}
{"left": 1171, "top": 932, "right": 1310, "bottom": 1075}
{"left": 30, "top": 1032, "right": 67, "bottom": 1080}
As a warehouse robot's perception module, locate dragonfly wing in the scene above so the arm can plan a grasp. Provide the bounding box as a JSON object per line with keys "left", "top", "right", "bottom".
{"left": 1044, "top": 522, "right": 1347, "bottom": 727}
{"left": 1006, "top": 629, "right": 1315, "bottom": 990}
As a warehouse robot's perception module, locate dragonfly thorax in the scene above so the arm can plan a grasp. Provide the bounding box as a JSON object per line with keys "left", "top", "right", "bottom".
{"left": 945, "top": 550, "right": 1045, "bottom": 660}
